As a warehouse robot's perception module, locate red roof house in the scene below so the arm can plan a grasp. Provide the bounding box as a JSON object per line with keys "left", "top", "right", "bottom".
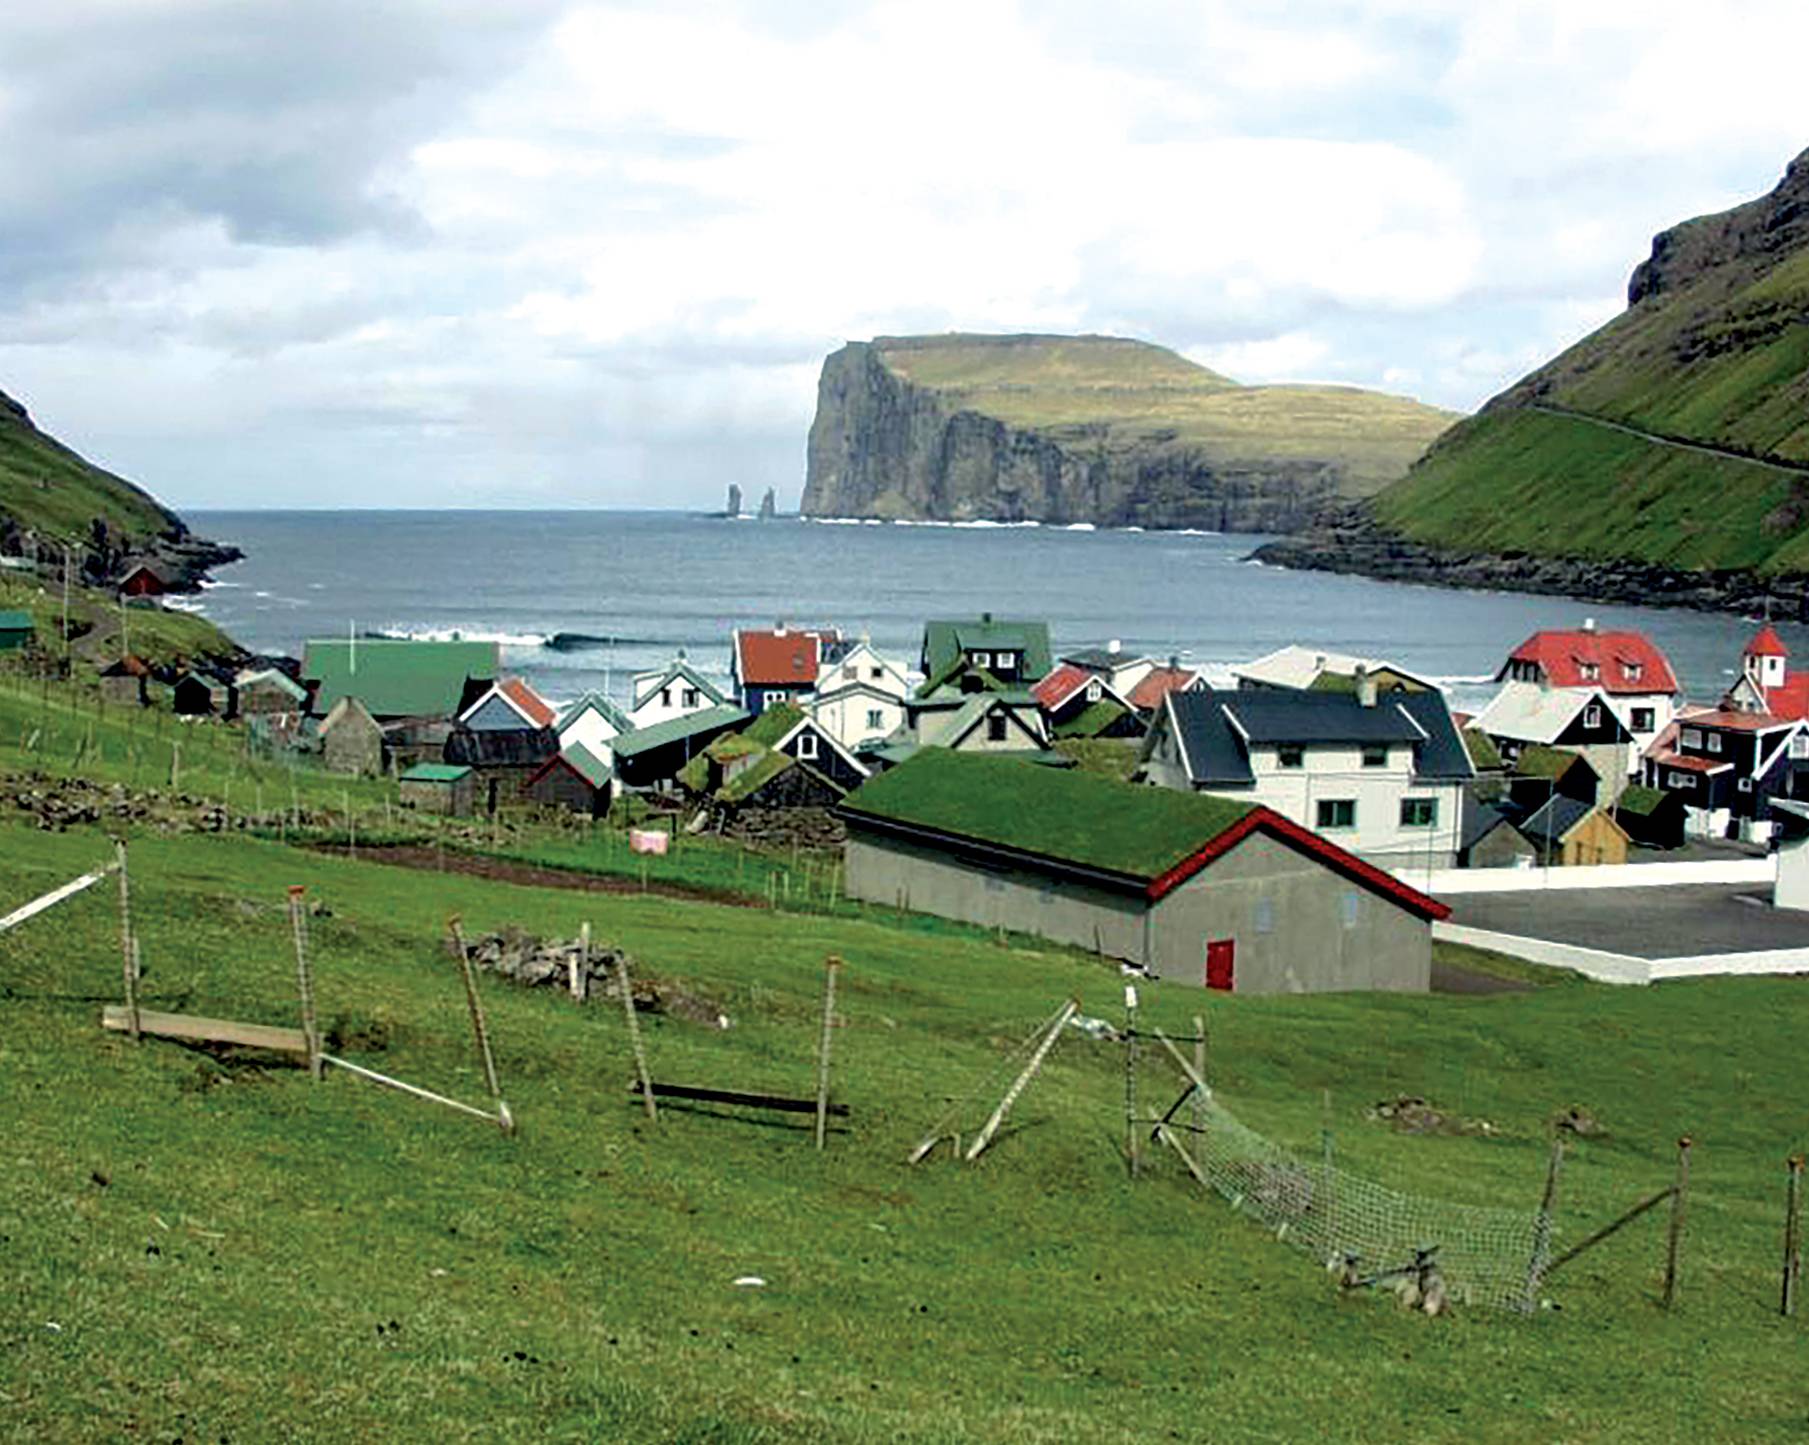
{"left": 731, "top": 624, "right": 841, "bottom": 711}
{"left": 1500, "top": 624, "right": 1678, "bottom": 695}
{"left": 1031, "top": 662, "right": 1093, "bottom": 711}
{"left": 1732, "top": 623, "right": 1809, "bottom": 721}
{"left": 1128, "top": 664, "right": 1203, "bottom": 713}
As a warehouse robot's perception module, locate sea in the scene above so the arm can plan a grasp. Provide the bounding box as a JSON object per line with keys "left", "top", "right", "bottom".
{"left": 181, "top": 510, "right": 1798, "bottom": 716}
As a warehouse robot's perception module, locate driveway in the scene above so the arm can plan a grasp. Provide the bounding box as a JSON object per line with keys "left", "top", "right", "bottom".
{"left": 1447, "top": 883, "right": 1809, "bottom": 960}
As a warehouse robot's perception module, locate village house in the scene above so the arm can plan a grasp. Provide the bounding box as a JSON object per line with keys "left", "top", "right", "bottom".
{"left": 171, "top": 670, "right": 231, "bottom": 717}
{"left": 1611, "top": 784, "right": 1687, "bottom": 851}
{"left": 1233, "top": 645, "right": 1434, "bottom": 695}
{"left": 1456, "top": 797, "right": 1538, "bottom": 870}
{"left": 554, "top": 691, "right": 631, "bottom": 766}
{"left": 1471, "top": 681, "right": 1634, "bottom": 800}
{"left": 1505, "top": 744, "right": 1601, "bottom": 813}
{"left": 1056, "top": 641, "right": 1159, "bottom": 699}
{"left": 524, "top": 744, "right": 614, "bottom": 818}
{"left": 1031, "top": 662, "right": 1146, "bottom": 740}
{"left": 902, "top": 685, "right": 1050, "bottom": 760}
{"left": 398, "top": 762, "right": 476, "bottom": 817}
{"left": 235, "top": 666, "right": 306, "bottom": 719}
{"left": 0, "top": 609, "right": 33, "bottom": 653}
{"left": 1641, "top": 705, "right": 1806, "bottom": 843}
{"left": 444, "top": 677, "right": 561, "bottom": 812}
{"left": 627, "top": 652, "right": 731, "bottom": 731}
{"left": 1517, "top": 794, "right": 1631, "bottom": 867}
{"left": 807, "top": 637, "right": 913, "bottom": 754}
{"left": 1495, "top": 620, "right": 1679, "bottom": 767}
{"left": 1138, "top": 676, "right": 1474, "bottom": 869}
{"left": 731, "top": 623, "right": 842, "bottom": 714}
{"left": 919, "top": 614, "right": 1053, "bottom": 689}
{"left": 838, "top": 750, "right": 1446, "bottom": 993}
{"left": 98, "top": 655, "right": 153, "bottom": 707}
{"left": 117, "top": 560, "right": 169, "bottom": 599}
{"left": 1725, "top": 625, "right": 1809, "bottom": 720}
{"left": 817, "top": 637, "right": 911, "bottom": 699}
{"left": 611, "top": 703, "right": 750, "bottom": 791}
{"left": 1125, "top": 660, "right": 1204, "bottom": 717}
{"left": 320, "top": 696, "right": 384, "bottom": 777}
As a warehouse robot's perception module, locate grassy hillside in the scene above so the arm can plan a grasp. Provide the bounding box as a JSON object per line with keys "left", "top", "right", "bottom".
{"left": 0, "top": 389, "right": 181, "bottom": 550}
{"left": 877, "top": 335, "right": 1456, "bottom": 494}
{"left": 0, "top": 568, "right": 244, "bottom": 669}
{"left": 5, "top": 801, "right": 1809, "bottom": 1437}
{"left": 1379, "top": 149, "right": 1809, "bottom": 571}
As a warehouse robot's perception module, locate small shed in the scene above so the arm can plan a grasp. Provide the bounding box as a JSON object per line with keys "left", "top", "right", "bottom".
{"left": 236, "top": 667, "right": 307, "bottom": 718}
{"left": 399, "top": 762, "right": 476, "bottom": 817}
{"left": 118, "top": 561, "right": 169, "bottom": 598}
{"left": 525, "top": 744, "right": 614, "bottom": 818}
{"left": 0, "top": 609, "right": 33, "bottom": 653}
{"left": 838, "top": 750, "right": 1446, "bottom": 994}
{"left": 321, "top": 696, "right": 384, "bottom": 777}
{"left": 172, "top": 671, "right": 230, "bottom": 717}
{"left": 1518, "top": 795, "right": 1631, "bottom": 867}
{"left": 1507, "top": 745, "right": 1600, "bottom": 812}
{"left": 1613, "top": 784, "right": 1687, "bottom": 851}
{"left": 98, "top": 655, "right": 153, "bottom": 707}
{"left": 1457, "top": 795, "right": 1537, "bottom": 869}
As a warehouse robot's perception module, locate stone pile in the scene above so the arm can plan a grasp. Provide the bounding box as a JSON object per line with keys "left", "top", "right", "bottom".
{"left": 716, "top": 805, "right": 844, "bottom": 851}
{"left": 5, "top": 771, "right": 249, "bottom": 834}
{"left": 453, "top": 926, "right": 732, "bottom": 1028}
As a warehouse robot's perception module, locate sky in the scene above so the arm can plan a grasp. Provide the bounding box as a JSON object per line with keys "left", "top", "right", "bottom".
{"left": 1, "top": 1, "right": 1805, "bottom": 512}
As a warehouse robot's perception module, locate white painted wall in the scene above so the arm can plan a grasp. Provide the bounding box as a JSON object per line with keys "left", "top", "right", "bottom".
{"left": 1394, "top": 855, "right": 1774, "bottom": 894}
{"left": 1776, "top": 837, "right": 1809, "bottom": 911}
{"left": 1227, "top": 743, "right": 1465, "bottom": 865}
{"left": 821, "top": 642, "right": 910, "bottom": 701}
{"left": 811, "top": 690, "right": 906, "bottom": 752}
{"left": 557, "top": 708, "right": 620, "bottom": 765}
{"left": 628, "top": 672, "right": 723, "bottom": 730}
{"left": 1604, "top": 692, "right": 1676, "bottom": 771}
{"left": 1437, "top": 919, "right": 1809, "bottom": 984}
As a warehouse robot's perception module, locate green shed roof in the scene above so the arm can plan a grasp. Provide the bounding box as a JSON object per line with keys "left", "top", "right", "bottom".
{"left": 1514, "top": 744, "right": 1587, "bottom": 781}
{"left": 612, "top": 703, "right": 750, "bottom": 758}
{"left": 719, "top": 749, "right": 795, "bottom": 802}
{"left": 303, "top": 639, "right": 499, "bottom": 719}
{"left": 1614, "top": 784, "right": 1670, "bottom": 817}
{"left": 400, "top": 763, "right": 472, "bottom": 783}
{"left": 1460, "top": 727, "right": 1503, "bottom": 771}
{"left": 839, "top": 748, "right": 1252, "bottom": 882}
{"left": 0, "top": 610, "right": 33, "bottom": 631}
{"left": 1053, "top": 698, "right": 1129, "bottom": 739}
{"left": 556, "top": 742, "right": 613, "bottom": 790}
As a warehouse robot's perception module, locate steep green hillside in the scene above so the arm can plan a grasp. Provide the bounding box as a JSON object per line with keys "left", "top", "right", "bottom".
{"left": 1378, "top": 147, "right": 1809, "bottom": 573}
{"left": 804, "top": 334, "right": 1455, "bottom": 530}
{"left": 0, "top": 389, "right": 181, "bottom": 547}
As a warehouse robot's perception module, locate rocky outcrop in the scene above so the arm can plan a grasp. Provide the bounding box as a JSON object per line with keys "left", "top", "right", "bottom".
{"left": 1628, "top": 146, "right": 1809, "bottom": 305}
{"left": 1252, "top": 508, "right": 1809, "bottom": 619}
{"left": 802, "top": 336, "right": 1450, "bottom": 531}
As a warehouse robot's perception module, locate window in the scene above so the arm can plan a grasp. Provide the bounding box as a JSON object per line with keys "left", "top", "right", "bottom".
{"left": 987, "top": 712, "right": 1009, "bottom": 742}
{"left": 1277, "top": 744, "right": 1304, "bottom": 769}
{"left": 870, "top": 666, "right": 884, "bottom": 680}
{"left": 1793, "top": 734, "right": 1808, "bottom": 759}
{"left": 1253, "top": 898, "right": 1274, "bottom": 934}
{"left": 1668, "top": 770, "right": 1695, "bottom": 789}
{"left": 994, "top": 653, "right": 1016, "bottom": 674}
{"left": 1361, "top": 744, "right": 1388, "bottom": 768}
{"left": 795, "top": 732, "right": 818, "bottom": 760}
{"left": 1631, "top": 707, "right": 1655, "bottom": 732}
{"left": 682, "top": 688, "right": 699, "bottom": 708}
{"left": 971, "top": 651, "right": 992, "bottom": 668}
{"left": 1680, "top": 729, "right": 1702, "bottom": 749}
{"left": 660, "top": 688, "right": 672, "bottom": 707}
{"left": 1340, "top": 891, "right": 1360, "bottom": 929}
{"left": 1624, "top": 661, "right": 1643, "bottom": 682}
{"left": 1738, "top": 778, "right": 1754, "bottom": 793}
{"left": 1086, "top": 681, "right": 1102, "bottom": 702}
{"left": 843, "top": 665, "right": 856, "bottom": 681}
{"left": 1580, "top": 662, "right": 1599, "bottom": 681}
{"left": 1706, "top": 732, "right": 1722, "bottom": 754}
{"left": 1400, "top": 797, "right": 1438, "bottom": 828}
{"left": 1584, "top": 705, "right": 1602, "bottom": 729}
{"left": 1316, "top": 798, "right": 1356, "bottom": 830}
{"left": 866, "top": 708, "right": 884, "bottom": 730}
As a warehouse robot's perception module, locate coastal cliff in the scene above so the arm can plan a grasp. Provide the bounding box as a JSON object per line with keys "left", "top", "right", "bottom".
{"left": 0, "top": 386, "right": 239, "bottom": 590}
{"left": 1259, "top": 144, "right": 1809, "bottom": 611}
{"left": 802, "top": 334, "right": 1453, "bottom": 531}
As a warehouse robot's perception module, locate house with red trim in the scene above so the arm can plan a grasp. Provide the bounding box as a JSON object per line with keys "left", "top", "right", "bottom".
{"left": 1031, "top": 662, "right": 1145, "bottom": 740}
{"left": 731, "top": 622, "right": 843, "bottom": 715}
{"left": 1495, "top": 619, "right": 1679, "bottom": 765}
{"left": 838, "top": 749, "right": 1443, "bottom": 994}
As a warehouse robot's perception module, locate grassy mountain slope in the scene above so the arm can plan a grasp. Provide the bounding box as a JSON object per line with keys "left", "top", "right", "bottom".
{"left": 1378, "top": 147, "right": 1809, "bottom": 573}
{"left": 878, "top": 334, "right": 1456, "bottom": 492}
{"left": 0, "top": 389, "right": 183, "bottom": 548}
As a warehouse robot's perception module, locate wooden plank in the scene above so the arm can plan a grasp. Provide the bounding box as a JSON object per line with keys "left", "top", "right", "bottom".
{"left": 630, "top": 1080, "right": 850, "bottom": 1116}
{"left": 0, "top": 865, "right": 115, "bottom": 934}
{"left": 102, "top": 1005, "right": 307, "bottom": 1055}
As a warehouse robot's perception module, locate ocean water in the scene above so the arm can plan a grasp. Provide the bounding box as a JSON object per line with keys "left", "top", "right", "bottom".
{"left": 183, "top": 510, "right": 1795, "bottom": 714}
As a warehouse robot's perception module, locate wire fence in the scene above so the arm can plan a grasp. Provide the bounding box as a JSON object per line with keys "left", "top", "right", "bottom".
{"left": 1185, "top": 1091, "right": 1548, "bottom": 1312}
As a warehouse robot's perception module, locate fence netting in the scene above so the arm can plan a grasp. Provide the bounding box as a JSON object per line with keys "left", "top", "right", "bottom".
{"left": 1183, "top": 1091, "right": 1548, "bottom": 1311}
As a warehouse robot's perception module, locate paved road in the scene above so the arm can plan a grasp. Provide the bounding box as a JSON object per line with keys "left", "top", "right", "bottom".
{"left": 1450, "top": 883, "right": 1809, "bottom": 959}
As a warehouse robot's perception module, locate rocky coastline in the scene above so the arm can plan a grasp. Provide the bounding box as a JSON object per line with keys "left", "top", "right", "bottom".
{"left": 1250, "top": 506, "right": 1809, "bottom": 620}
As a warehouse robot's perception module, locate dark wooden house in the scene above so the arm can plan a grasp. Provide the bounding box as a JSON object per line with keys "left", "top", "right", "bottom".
{"left": 99, "top": 655, "right": 153, "bottom": 707}
{"left": 1613, "top": 784, "right": 1686, "bottom": 850}
{"left": 118, "top": 561, "right": 169, "bottom": 598}
{"left": 172, "top": 671, "right": 230, "bottom": 717}
{"left": 1642, "top": 707, "right": 1808, "bottom": 843}
{"left": 525, "top": 744, "right": 614, "bottom": 818}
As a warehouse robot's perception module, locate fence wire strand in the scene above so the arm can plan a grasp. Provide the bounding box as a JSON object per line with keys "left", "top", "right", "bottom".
{"left": 1187, "top": 1091, "right": 1547, "bottom": 1311}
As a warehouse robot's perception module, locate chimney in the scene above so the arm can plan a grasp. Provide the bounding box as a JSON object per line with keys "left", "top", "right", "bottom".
{"left": 1108, "top": 639, "right": 1121, "bottom": 655}
{"left": 1168, "top": 654, "right": 1179, "bottom": 671}
{"left": 1354, "top": 663, "right": 1377, "bottom": 708}
{"left": 774, "top": 620, "right": 787, "bottom": 636}
{"left": 981, "top": 610, "right": 993, "bottom": 625}
{"left": 1582, "top": 617, "right": 1597, "bottom": 633}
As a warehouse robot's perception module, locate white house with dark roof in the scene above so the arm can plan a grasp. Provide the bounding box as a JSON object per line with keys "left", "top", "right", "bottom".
{"left": 628, "top": 652, "right": 731, "bottom": 730}
{"left": 1138, "top": 678, "right": 1474, "bottom": 868}
{"left": 1472, "top": 680, "right": 1633, "bottom": 801}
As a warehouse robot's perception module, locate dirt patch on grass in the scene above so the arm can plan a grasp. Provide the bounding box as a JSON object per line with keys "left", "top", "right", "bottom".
{"left": 318, "top": 844, "right": 761, "bottom": 908}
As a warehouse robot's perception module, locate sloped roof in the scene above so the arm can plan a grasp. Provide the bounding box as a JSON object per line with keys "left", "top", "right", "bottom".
{"left": 1681, "top": 707, "right": 1794, "bottom": 733}
{"left": 1053, "top": 699, "right": 1131, "bottom": 739}
{"left": 499, "top": 677, "right": 556, "bottom": 727}
{"left": 0, "top": 609, "right": 32, "bottom": 631}
{"left": 1614, "top": 784, "right": 1674, "bottom": 818}
{"left": 1032, "top": 662, "right": 1093, "bottom": 711}
{"left": 1746, "top": 624, "right": 1789, "bottom": 658}
{"left": 921, "top": 617, "right": 1052, "bottom": 680}
{"left": 1162, "top": 688, "right": 1458, "bottom": 786}
{"left": 1128, "top": 665, "right": 1200, "bottom": 711}
{"left": 1461, "top": 727, "right": 1503, "bottom": 771}
{"left": 838, "top": 749, "right": 1447, "bottom": 918}
{"left": 1393, "top": 690, "right": 1475, "bottom": 782}
{"left": 235, "top": 667, "right": 308, "bottom": 701}
{"left": 1221, "top": 690, "right": 1425, "bottom": 746}
{"left": 1503, "top": 628, "right": 1678, "bottom": 695}
{"left": 942, "top": 692, "right": 1046, "bottom": 749}
{"left": 559, "top": 742, "right": 614, "bottom": 789}
{"left": 1233, "top": 644, "right": 1432, "bottom": 692}
{"left": 743, "top": 701, "right": 806, "bottom": 746}
{"left": 611, "top": 703, "right": 750, "bottom": 758}
{"left": 1761, "top": 674, "right": 1809, "bottom": 722}
{"left": 632, "top": 658, "right": 729, "bottom": 710}
{"left": 303, "top": 639, "right": 499, "bottom": 719}
{"left": 1519, "top": 794, "right": 1608, "bottom": 845}
{"left": 735, "top": 628, "right": 826, "bottom": 687}
{"left": 1513, "top": 744, "right": 1591, "bottom": 781}
{"left": 556, "top": 690, "right": 631, "bottom": 736}
{"left": 400, "top": 763, "right": 472, "bottom": 784}
{"left": 1459, "top": 795, "right": 1521, "bottom": 853}
{"left": 1473, "top": 681, "right": 1624, "bottom": 745}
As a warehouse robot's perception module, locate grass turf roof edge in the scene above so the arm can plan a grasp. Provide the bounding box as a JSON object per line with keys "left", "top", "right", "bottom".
{"left": 838, "top": 747, "right": 1253, "bottom": 881}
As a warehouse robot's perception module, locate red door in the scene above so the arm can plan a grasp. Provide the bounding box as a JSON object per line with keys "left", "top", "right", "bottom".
{"left": 1205, "top": 938, "right": 1235, "bottom": 991}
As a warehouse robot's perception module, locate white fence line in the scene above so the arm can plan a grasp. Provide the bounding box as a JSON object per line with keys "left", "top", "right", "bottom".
{"left": 1396, "top": 856, "right": 1774, "bottom": 896}
{"left": 1434, "top": 922, "right": 1653, "bottom": 985}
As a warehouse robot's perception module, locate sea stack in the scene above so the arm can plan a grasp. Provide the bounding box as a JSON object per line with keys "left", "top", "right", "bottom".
{"left": 726, "top": 483, "right": 742, "bottom": 518}
{"left": 758, "top": 487, "right": 776, "bottom": 520}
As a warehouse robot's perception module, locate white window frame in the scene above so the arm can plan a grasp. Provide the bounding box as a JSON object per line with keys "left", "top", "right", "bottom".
{"left": 795, "top": 731, "right": 819, "bottom": 760}
{"left": 1680, "top": 728, "right": 1702, "bottom": 749}
{"left": 1668, "top": 770, "right": 1695, "bottom": 789}
{"left": 1738, "top": 777, "right": 1754, "bottom": 794}
{"left": 1584, "top": 705, "right": 1602, "bottom": 729}
{"left": 682, "top": 688, "right": 699, "bottom": 708}
{"left": 865, "top": 708, "right": 884, "bottom": 730}
{"left": 994, "top": 653, "right": 1017, "bottom": 674}
{"left": 1707, "top": 733, "right": 1722, "bottom": 754}
{"left": 1086, "top": 680, "right": 1102, "bottom": 702}
{"left": 971, "top": 651, "right": 992, "bottom": 669}
{"left": 1277, "top": 744, "right": 1304, "bottom": 769}
{"left": 1399, "top": 797, "right": 1438, "bottom": 828}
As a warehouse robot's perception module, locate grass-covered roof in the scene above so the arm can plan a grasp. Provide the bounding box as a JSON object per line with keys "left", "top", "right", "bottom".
{"left": 839, "top": 748, "right": 1252, "bottom": 881}
{"left": 742, "top": 702, "right": 804, "bottom": 747}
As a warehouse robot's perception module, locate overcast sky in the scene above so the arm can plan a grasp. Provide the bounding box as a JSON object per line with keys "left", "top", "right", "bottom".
{"left": 1, "top": 1, "right": 1804, "bottom": 512}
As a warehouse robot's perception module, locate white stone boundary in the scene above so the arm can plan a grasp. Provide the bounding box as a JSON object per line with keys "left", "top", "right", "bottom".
{"left": 1394, "top": 856, "right": 1774, "bottom": 895}
{"left": 1434, "top": 921, "right": 1809, "bottom": 986}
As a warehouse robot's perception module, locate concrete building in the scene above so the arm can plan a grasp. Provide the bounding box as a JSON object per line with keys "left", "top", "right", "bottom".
{"left": 838, "top": 750, "right": 1445, "bottom": 994}
{"left": 1139, "top": 680, "right": 1473, "bottom": 869}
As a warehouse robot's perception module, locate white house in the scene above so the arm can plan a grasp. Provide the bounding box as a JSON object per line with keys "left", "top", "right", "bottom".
{"left": 555, "top": 691, "right": 632, "bottom": 767}
{"left": 811, "top": 681, "right": 909, "bottom": 755}
{"left": 1472, "top": 681, "right": 1634, "bottom": 803}
{"left": 815, "top": 637, "right": 911, "bottom": 700}
{"left": 1058, "top": 642, "right": 1159, "bottom": 699}
{"left": 1233, "top": 644, "right": 1436, "bottom": 694}
{"left": 628, "top": 653, "right": 732, "bottom": 731}
{"left": 1495, "top": 621, "right": 1680, "bottom": 769}
{"left": 1138, "top": 680, "right": 1474, "bottom": 869}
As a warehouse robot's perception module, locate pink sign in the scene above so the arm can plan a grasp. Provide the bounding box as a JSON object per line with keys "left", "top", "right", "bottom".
{"left": 628, "top": 828, "right": 670, "bottom": 856}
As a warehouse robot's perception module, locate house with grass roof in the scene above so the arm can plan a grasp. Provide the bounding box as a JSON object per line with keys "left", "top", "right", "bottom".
{"left": 838, "top": 750, "right": 1444, "bottom": 993}
{"left": 677, "top": 702, "right": 868, "bottom": 813}
{"left": 1612, "top": 783, "right": 1686, "bottom": 851}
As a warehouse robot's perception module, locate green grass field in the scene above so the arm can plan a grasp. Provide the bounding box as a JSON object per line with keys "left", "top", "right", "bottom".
{"left": 0, "top": 393, "right": 177, "bottom": 551}
{"left": 4, "top": 809, "right": 1809, "bottom": 1441}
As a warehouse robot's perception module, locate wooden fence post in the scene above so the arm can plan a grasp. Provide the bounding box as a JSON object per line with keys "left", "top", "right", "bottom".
{"left": 618, "top": 949, "right": 657, "bottom": 1122}
{"left": 115, "top": 838, "right": 139, "bottom": 1042}
{"left": 1123, "top": 984, "right": 1140, "bottom": 1178}
{"left": 966, "top": 999, "right": 1077, "bottom": 1162}
{"left": 574, "top": 921, "right": 590, "bottom": 1002}
{"left": 1192, "top": 1014, "right": 1207, "bottom": 1140}
{"left": 1663, "top": 1136, "right": 1692, "bottom": 1309}
{"left": 287, "top": 885, "right": 322, "bottom": 1080}
{"left": 815, "top": 955, "right": 842, "bottom": 1150}
{"left": 1784, "top": 1154, "right": 1804, "bottom": 1318}
{"left": 1522, "top": 1134, "right": 1566, "bottom": 1312}
{"left": 447, "top": 916, "right": 512, "bottom": 1133}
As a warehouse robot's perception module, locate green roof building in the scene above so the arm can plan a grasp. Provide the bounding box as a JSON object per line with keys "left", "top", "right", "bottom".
{"left": 920, "top": 615, "right": 1053, "bottom": 685}
{"left": 838, "top": 750, "right": 1444, "bottom": 994}
{"left": 0, "top": 609, "right": 34, "bottom": 653}
{"left": 302, "top": 639, "right": 499, "bottom": 720}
